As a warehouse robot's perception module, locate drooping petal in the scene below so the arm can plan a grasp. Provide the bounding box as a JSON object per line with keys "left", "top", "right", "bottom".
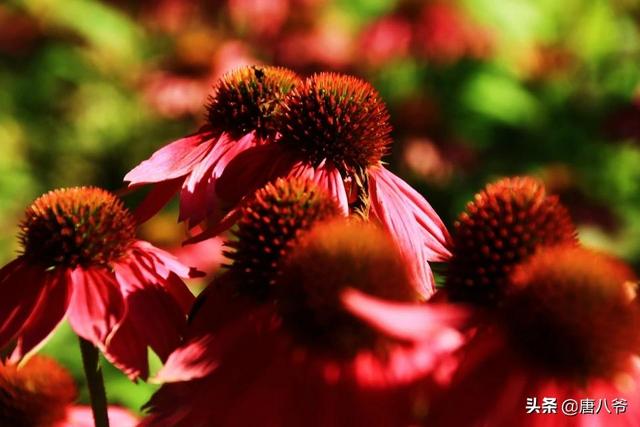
{"left": 124, "top": 130, "right": 215, "bottom": 185}
{"left": 177, "top": 132, "right": 258, "bottom": 227}
{"left": 153, "top": 334, "right": 219, "bottom": 383}
{"left": 216, "top": 143, "right": 298, "bottom": 207}
{"left": 11, "top": 268, "right": 71, "bottom": 361}
{"left": 66, "top": 268, "right": 125, "bottom": 348}
{"left": 102, "top": 314, "right": 149, "bottom": 380}
{"left": 369, "top": 166, "right": 452, "bottom": 296}
{"left": 0, "top": 258, "right": 48, "bottom": 351}
{"left": 342, "top": 288, "right": 468, "bottom": 342}
{"left": 113, "top": 261, "right": 187, "bottom": 361}
{"left": 370, "top": 166, "right": 451, "bottom": 260}
{"left": 133, "top": 178, "right": 184, "bottom": 224}
{"left": 289, "top": 161, "right": 349, "bottom": 215}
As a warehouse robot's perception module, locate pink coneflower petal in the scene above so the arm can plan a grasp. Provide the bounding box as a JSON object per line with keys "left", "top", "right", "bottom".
{"left": 103, "top": 314, "right": 150, "bottom": 380}
{"left": 11, "top": 268, "right": 70, "bottom": 361}
{"left": 0, "top": 258, "right": 47, "bottom": 349}
{"left": 62, "top": 405, "right": 138, "bottom": 427}
{"left": 369, "top": 167, "right": 452, "bottom": 297}
{"left": 133, "top": 178, "right": 184, "bottom": 224}
{"left": 154, "top": 280, "right": 262, "bottom": 384}
{"left": 216, "top": 143, "right": 298, "bottom": 206}
{"left": 370, "top": 166, "right": 451, "bottom": 260}
{"left": 289, "top": 161, "right": 349, "bottom": 215}
{"left": 156, "top": 303, "right": 266, "bottom": 383}
{"left": 131, "top": 240, "right": 199, "bottom": 281}
{"left": 342, "top": 288, "right": 468, "bottom": 342}
{"left": 114, "top": 264, "right": 186, "bottom": 361}
{"left": 182, "top": 209, "right": 242, "bottom": 246}
{"left": 124, "top": 130, "right": 214, "bottom": 185}
{"left": 178, "top": 133, "right": 256, "bottom": 226}
{"left": 154, "top": 334, "right": 219, "bottom": 383}
{"left": 66, "top": 268, "right": 125, "bottom": 347}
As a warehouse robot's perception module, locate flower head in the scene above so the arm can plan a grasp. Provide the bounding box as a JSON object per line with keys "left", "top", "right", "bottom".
{"left": 427, "top": 246, "right": 640, "bottom": 427}
{"left": 145, "top": 220, "right": 455, "bottom": 426}
{"left": 207, "top": 66, "right": 301, "bottom": 140}
{"left": 0, "top": 187, "right": 197, "bottom": 380}
{"left": 216, "top": 73, "right": 451, "bottom": 297}
{"left": 225, "top": 178, "right": 342, "bottom": 296}
{"left": 276, "top": 219, "right": 418, "bottom": 356}
{"left": 0, "top": 356, "right": 137, "bottom": 427}
{"left": 446, "top": 176, "right": 577, "bottom": 305}
{"left": 124, "top": 65, "right": 301, "bottom": 226}
{"left": 0, "top": 356, "right": 76, "bottom": 427}
{"left": 278, "top": 72, "right": 392, "bottom": 174}
{"left": 504, "top": 245, "right": 639, "bottom": 380}
{"left": 19, "top": 187, "right": 135, "bottom": 268}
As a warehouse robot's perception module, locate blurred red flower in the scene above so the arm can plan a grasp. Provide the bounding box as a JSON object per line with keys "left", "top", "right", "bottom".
{"left": 0, "top": 355, "right": 137, "bottom": 427}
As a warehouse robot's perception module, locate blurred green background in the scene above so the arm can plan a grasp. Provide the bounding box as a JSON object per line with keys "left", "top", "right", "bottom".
{"left": 2, "top": 0, "right": 640, "bottom": 414}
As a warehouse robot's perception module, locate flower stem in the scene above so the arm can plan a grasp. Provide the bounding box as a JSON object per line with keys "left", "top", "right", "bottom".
{"left": 79, "top": 337, "right": 110, "bottom": 427}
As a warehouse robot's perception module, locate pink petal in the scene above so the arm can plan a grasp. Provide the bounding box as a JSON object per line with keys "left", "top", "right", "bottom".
{"left": 103, "top": 315, "right": 149, "bottom": 380}
{"left": 124, "top": 130, "right": 215, "bottom": 185}
{"left": 113, "top": 262, "right": 187, "bottom": 361}
{"left": 289, "top": 161, "right": 349, "bottom": 215}
{"left": 369, "top": 167, "right": 454, "bottom": 296}
{"left": 370, "top": 166, "right": 452, "bottom": 261}
{"left": 0, "top": 258, "right": 48, "bottom": 350}
{"left": 179, "top": 132, "right": 257, "bottom": 227}
{"left": 67, "top": 268, "right": 125, "bottom": 348}
{"left": 369, "top": 177, "right": 435, "bottom": 295}
{"left": 132, "top": 178, "right": 184, "bottom": 224}
{"left": 182, "top": 208, "right": 241, "bottom": 245}
{"left": 342, "top": 288, "right": 468, "bottom": 342}
{"left": 153, "top": 334, "right": 219, "bottom": 383}
{"left": 131, "top": 240, "right": 201, "bottom": 279}
{"left": 10, "top": 268, "right": 71, "bottom": 361}
{"left": 60, "top": 405, "right": 138, "bottom": 427}
{"left": 155, "top": 281, "right": 266, "bottom": 383}
{"left": 216, "top": 143, "right": 298, "bottom": 206}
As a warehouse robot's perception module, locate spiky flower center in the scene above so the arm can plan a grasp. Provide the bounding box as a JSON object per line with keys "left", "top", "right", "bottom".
{"left": 19, "top": 187, "right": 136, "bottom": 269}
{"left": 225, "top": 178, "right": 341, "bottom": 299}
{"left": 277, "top": 73, "right": 392, "bottom": 174}
{"left": 276, "top": 220, "right": 418, "bottom": 357}
{"left": 0, "top": 356, "right": 77, "bottom": 427}
{"left": 503, "top": 246, "right": 640, "bottom": 380}
{"left": 207, "top": 65, "right": 301, "bottom": 140}
{"left": 446, "top": 176, "right": 577, "bottom": 305}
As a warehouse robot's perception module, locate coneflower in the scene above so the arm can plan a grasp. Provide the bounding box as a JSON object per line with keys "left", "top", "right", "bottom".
{"left": 124, "top": 65, "right": 301, "bottom": 226}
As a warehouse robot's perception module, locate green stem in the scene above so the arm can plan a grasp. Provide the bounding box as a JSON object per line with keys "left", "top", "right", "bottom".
{"left": 79, "top": 337, "right": 110, "bottom": 427}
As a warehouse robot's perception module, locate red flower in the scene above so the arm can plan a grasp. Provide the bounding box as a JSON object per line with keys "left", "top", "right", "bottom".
{"left": 142, "top": 220, "right": 464, "bottom": 426}
{"left": 427, "top": 246, "right": 640, "bottom": 426}
{"left": 0, "top": 355, "right": 138, "bottom": 427}
{"left": 216, "top": 73, "right": 452, "bottom": 296}
{"left": 415, "top": 2, "right": 492, "bottom": 64}
{"left": 124, "top": 65, "right": 302, "bottom": 227}
{"left": 0, "top": 187, "right": 199, "bottom": 380}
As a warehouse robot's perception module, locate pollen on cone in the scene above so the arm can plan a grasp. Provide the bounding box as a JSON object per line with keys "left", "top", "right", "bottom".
{"left": 277, "top": 72, "right": 392, "bottom": 173}
{"left": 446, "top": 176, "right": 578, "bottom": 305}
{"left": 19, "top": 187, "right": 136, "bottom": 269}
{"left": 207, "top": 65, "right": 301, "bottom": 139}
